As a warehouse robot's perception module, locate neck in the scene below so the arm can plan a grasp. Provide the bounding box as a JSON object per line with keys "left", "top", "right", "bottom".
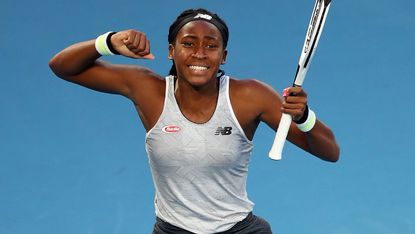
{"left": 174, "top": 76, "right": 220, "bottom": 123}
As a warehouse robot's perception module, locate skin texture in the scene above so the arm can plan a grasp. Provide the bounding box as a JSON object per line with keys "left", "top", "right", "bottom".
{"left": 49, "top": 20, "right": 339, "bottom": 162}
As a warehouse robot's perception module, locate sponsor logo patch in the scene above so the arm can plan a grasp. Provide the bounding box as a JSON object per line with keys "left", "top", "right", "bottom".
{"left": 194, "top": 13, "right": 212, "bottom": 20}
{"left": 162, "top": 125, "right": 181, "bottom": 133}
{"left": 215, "top": 127, "right": 232, "bottom": 135}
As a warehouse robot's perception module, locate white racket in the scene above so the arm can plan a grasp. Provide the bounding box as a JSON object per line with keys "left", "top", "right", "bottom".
{"left": 269, "top": 0, "right": 333, "bottom": 160}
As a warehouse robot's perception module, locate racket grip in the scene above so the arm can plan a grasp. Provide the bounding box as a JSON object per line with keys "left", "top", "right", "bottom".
{"left": 269, "top": 113, "right": 292, "bottom": 160}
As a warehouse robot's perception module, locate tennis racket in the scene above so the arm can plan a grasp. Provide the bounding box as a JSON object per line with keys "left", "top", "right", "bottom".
{"left": 269, "top": 0, "right": 332, "bottom": 160}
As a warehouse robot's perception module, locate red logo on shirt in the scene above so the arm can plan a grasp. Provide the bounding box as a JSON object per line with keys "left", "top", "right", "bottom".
{"left": 162, "top": 125, "right": 181, "bottom": 133}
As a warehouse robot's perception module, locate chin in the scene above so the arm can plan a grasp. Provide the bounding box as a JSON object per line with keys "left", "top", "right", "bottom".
{"left": 181, "top": 71, "right": 213, "bottom": 84}
{"left": 190, "top": 74, "right": 218, "bottom": 86}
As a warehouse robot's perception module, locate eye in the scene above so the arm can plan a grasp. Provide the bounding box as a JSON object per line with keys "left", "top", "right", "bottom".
{"left": 182, "top": 42, "right": 193, "bottom": 47}
{"left": 206, "top": 44, "right": 218, "bottom": 49}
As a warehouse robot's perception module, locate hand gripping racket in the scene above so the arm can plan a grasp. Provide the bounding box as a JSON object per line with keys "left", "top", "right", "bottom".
{"left": 269, "top": 0, "right": 332, "bottom": 160}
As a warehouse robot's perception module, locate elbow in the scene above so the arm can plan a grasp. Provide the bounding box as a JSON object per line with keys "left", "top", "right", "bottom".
{"left": 48, "top": 55, "right": 64, "bottom": 78}
{"left": 312, "top": 142, "right": 340, "bottom": 163}
{"left": 327, "top": 155, "right": 339, "bottom": 163}
{"left": 325, "top": 143, "right": 340, "bottom": 163}
{"left": 49, "top": 53, "right": 74, "bottom": 79}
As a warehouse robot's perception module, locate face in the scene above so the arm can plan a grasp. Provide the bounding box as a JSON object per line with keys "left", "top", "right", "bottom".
{"left": 168, "top": 20, "right": 227, "bottom": 87}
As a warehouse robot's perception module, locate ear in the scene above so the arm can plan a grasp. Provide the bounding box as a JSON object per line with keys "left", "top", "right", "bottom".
{"left": 168, "top": 44, "right": 174, "bottom": 60}
{"left": 221, "top": 49, "right": 228, "bottom": 64}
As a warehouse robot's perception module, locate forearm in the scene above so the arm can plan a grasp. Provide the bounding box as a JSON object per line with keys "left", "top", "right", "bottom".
{"left": 302, "top": 120, "right": 340, "bottom": 162}
{"left": 49, "top": 40, "right": 100, "bottom": 78}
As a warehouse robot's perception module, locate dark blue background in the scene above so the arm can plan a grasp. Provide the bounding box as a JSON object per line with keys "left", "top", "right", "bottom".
{"left": 1, "top": 0, "right": 414, "bottom": 233}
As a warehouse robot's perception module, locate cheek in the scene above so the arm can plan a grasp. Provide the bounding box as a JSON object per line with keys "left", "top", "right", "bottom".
{"left": 173, "top": 49, "right": 189, "bottom": 62}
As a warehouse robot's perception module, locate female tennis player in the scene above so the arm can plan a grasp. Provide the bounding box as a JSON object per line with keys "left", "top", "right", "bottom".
{"left": 49, "top": 8, "right": 339, "bottom": 234}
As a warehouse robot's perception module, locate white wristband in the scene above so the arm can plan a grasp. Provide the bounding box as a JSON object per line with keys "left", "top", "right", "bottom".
{"left": 296, "top": 108, "right": 316, "bottom": 132}
{"left": 95, "top": 31, "right": 115, "bottom": 56}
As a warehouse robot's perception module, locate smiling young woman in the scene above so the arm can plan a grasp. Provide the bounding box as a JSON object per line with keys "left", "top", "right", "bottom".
{"left": 49, "top": 8, "right": 339, "bottom": 234}
{"left": 169, "top": 20, "right": 228, "bottom": 124}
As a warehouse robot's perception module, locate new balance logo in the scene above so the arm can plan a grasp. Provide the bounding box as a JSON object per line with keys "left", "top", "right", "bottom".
{"left": 215, "top": 127, "right": 232, "bottom": 135}
{"left": 194, "top": 13, "right": 212, "bottom": 20}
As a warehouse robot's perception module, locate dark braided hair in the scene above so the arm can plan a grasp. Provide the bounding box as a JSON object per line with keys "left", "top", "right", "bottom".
{"left": 167, "top": 8, "right": 229, "bottom": 77}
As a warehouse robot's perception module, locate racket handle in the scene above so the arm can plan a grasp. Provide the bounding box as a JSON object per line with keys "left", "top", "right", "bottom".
{"left": 269, "top": 113, "right": 292, "bottom": 160}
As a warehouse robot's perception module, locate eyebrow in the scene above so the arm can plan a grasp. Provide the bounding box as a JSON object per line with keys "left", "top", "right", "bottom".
{"left": 181, "top": 34, "right": 219, "bottom": 41}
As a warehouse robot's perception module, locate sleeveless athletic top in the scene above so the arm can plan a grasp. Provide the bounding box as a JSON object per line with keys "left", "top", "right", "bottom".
{"left": 145, "top": 75, "right": 254, "bottom": 233}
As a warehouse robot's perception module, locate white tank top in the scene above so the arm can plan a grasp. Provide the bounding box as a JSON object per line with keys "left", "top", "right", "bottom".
{"left": 145, "top": 75, "right": 254, "bottom": 233}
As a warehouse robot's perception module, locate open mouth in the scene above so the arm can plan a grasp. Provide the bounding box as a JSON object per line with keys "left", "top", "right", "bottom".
{"left": 188, "top": 65, "right": 209, "bottom": 71}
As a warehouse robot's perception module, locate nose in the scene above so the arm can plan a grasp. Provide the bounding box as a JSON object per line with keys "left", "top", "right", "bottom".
{"left": 191, "top": 45, "right": 207, "bottom": 59}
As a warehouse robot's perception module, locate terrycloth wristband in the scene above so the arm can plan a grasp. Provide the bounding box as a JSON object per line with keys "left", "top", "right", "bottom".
{"left": 95, "top": 31, "right": 118, "bottom": 55}
{"left": 296, "top": 107, "right": 316, "bottom": 132}
{"left": 294, "top": 105, "right": 309, "bottom": 124}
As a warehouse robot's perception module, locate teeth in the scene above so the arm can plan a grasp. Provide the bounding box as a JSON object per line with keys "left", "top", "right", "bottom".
{"left": 189, "top": 65, "right": 208, "bottom": 71}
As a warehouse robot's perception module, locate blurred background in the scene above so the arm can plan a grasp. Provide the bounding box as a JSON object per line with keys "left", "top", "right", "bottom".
{"left": 1, "top": 0, "right": 414, "bottom": 233}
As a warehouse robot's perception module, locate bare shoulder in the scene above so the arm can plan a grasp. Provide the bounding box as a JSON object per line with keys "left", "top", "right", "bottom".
{"left": 115, "top": 64, "right": 166, "bottom": 131}
{"left": 229, "top": 77, "right": 280, "bottom": 102}
{"left": 228, "top": 77, "right": 282, "bottom": 139}
{"left": 229, "top": 77, "right": 283, "bottom": 128}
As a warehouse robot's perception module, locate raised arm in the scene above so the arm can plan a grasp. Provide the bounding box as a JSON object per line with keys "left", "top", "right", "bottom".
{"left": 49, "top": 30, "right": 165, "bottom": 131}
{"left": 48, "top": 30, "right": 159, "bottom": 100}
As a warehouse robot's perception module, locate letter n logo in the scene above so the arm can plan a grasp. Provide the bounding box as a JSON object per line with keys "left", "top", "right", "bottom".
{"left": 215, "top": 127, "right": 232, "bottom": 135}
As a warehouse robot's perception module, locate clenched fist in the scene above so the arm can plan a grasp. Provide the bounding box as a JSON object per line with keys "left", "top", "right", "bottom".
{"left": 110, "top": 29, "right": 155, "bottom": 59}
